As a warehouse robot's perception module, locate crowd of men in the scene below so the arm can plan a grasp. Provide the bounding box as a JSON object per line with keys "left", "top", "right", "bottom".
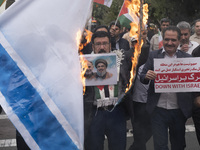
{"left": 2, "top": 1, "right": 200, "bottom": 149}
{"left": 82, "top": 18, "right": 200, "bottom": 150}
{"left": 8, "top": 15, "right": 200, "bottom": 149}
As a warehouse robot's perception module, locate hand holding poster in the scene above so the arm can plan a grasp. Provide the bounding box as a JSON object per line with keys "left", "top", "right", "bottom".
{"left": 154, "top": 57, "right": 200, "bottom": 93}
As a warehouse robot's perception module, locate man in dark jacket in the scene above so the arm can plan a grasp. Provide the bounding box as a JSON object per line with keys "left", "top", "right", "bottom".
{"left": 84, "top": 31, "right": 132, "bottom": 150}
{"left": 109, "top": 21, "right": 130, "bottom": 51}
{"left": 191, "top": 45, "right": 200, "bottom": 146}
{"left": 140, "top": 26, "right": 194, "bottom": 150}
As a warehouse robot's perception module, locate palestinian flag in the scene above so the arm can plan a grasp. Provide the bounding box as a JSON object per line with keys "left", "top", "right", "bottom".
{"left": 94, "top": 0, "right": 113, "bottom": 7}
{"left": 0, "top": 0, "right": 5, "bottom": 7}
{"left": 0, "top": 0, "right": 6, "bottom": 15}
{"left": 118, "top": 2, "right": 133, "bottom": 29}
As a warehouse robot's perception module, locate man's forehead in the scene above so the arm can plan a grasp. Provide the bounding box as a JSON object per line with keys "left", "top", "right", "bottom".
{"left": 97, "top": 62, "right": 105, "bottom": 65}
{"left": 97, "top": 63, "right": 105, "bottom": 66}
{"left": 164, "top": 30, "right": 178, "bottom": 38}
{"left": 94, "top": 37, "right": 109, "bottom": 42}
{"left": 195, "top": 21, "right": 200, "bottom": 26}
{"left": 87, "top": 62, "right": 93, "bottom": 65}
{"left": 180, "top": 29, "right": 190, "bottom": 33}
{"left": 162, "top": 22, "right": 170, "bottom": 25}
{"left": 111, "top": 25, "right": 119, "bottom": 29}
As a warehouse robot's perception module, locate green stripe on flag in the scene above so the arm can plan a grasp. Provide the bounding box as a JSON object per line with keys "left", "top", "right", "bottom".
{"left": 94, "top": 86, "right": 101, "bottom": 99}
{"left": 119, "top": 15, "right": 132, "bottom": 29}
{"left": 114, "top": 85, "right": 118, "bottom": 97}
{"left": 0, "top": 0, "right": 5, "bottom": 7}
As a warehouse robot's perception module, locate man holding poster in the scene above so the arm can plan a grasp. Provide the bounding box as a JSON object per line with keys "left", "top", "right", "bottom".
{"left": 140, "top": 26, "right": 193, "bottom": 150}
{"left": 84, "top": 31, "right": 132, "bottom": 150}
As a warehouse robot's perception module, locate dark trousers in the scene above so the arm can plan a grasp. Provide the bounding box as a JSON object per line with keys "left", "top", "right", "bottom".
{"left": 84, "top": 105, "right": 127, "bottom": 150}
{"left": 151, "top": 107, "right": 187, "bottom": 150}
{"left": 129, "top": 102, "right": 152, "bottom": 150}
{"left": 192, "top": 107, "right": 200, "bottom": 145}
{"left": 16, "top": 130, "right": 30, "bottom": 150}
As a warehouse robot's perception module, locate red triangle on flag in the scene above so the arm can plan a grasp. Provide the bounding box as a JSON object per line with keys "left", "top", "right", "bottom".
{"left": 94, "top": 0, "right": 104, "bottom": 5}
{"left": 97, "top": 85, "right": 104, "bottom": 91}
{"left": 119, "top": 2, "right": 128, "bottom": 16}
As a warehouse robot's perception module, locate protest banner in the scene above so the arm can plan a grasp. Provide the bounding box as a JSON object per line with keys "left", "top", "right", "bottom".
{"left": 154, "top": 57, "right": 200, "bottom": 93}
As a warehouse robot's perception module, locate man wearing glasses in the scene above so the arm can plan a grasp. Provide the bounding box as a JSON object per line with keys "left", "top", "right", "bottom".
{"left": 84, "top": 31, "right": 132, "bottom": 150}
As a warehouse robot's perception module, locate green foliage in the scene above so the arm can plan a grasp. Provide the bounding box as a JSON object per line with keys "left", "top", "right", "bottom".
{"left": 147, "top": 0, "right": 200, "bottom": 26}
{"left": 92, "top": 0, "right": 200, "bottom": 28}
{"left": 92, "top": 0, "right": 124, "bottom": 26}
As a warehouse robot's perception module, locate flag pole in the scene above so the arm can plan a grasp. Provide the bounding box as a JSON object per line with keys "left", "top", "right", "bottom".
{"left": 138, "top": 0, "right": 143, "bottom": 46}
{"left": 115, "top": 0, "right": 125, "bottom": 26}
{"left": 87, "top": 1, "right": 93, "bottom": 31}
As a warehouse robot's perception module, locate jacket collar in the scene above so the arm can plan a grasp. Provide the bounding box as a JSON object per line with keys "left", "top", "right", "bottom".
{"left": 158, "top": 48, "right": 184, "bottom": 58}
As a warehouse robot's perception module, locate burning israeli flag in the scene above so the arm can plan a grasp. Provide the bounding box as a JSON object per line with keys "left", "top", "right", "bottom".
{"left": 0, "top": 0, "right": 92, "bottom": 149}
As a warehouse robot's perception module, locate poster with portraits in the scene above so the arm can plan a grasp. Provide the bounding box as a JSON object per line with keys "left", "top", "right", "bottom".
{"left": 81, "top": 53, "right": 117, "bottom": 86}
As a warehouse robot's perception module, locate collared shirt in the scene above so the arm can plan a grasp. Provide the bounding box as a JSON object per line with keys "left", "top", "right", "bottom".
{"left": 150, "top": 34, "right": 159, "bottom": 51}
{"left": 190, "top": 33, "right": 200, "bottom": 45}
{"left": 178, "top": 41, "right": 199, "bottom": 54}
{"left": 116, "top": 38, "right": 120, "bottom": 50}
{"left": 132, "top": 65, "right": 149, "bottom": 103}
{"left": 157, "top": 48, "right": 179, "bottom": 109}
{"left": 150, "top": 32, "right": 163, "bottom": 51}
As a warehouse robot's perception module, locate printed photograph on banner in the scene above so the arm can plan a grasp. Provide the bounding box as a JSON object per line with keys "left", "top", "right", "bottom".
{"left": 81, "top": 53, "right": 117, "bottom": 86}
{"left": 154, "top": 57, "right": 200, "bottom": 93}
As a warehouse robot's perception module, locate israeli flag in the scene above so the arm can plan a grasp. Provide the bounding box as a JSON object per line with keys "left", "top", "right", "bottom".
{"left": 0, "top": 0, "right": 92, "bottom": 149}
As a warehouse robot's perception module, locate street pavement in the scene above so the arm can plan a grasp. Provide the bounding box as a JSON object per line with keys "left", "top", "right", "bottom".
{"left": 0, "top": 110, "right": 199, "bottom": 150}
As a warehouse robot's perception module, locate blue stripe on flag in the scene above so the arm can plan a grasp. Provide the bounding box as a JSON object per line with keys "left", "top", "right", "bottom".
{"left": 0, "top": 44, "right": 79, "bottom": 150}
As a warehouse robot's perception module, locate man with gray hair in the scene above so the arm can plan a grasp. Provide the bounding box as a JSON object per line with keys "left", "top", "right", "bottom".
{"left": 177, "top": 21, "right": 199, "bottom": 54}
{"left": 190, "top": 19, "right": 200, "bottom": 44}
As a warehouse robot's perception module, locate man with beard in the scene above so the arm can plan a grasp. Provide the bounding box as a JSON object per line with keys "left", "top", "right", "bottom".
{"left": 109, "top": 21, "right": 130, "bottom": 51}
{"left": 80, "top": 25, "right": 110, "bottom": 55}
{"left": 140, "top": 26, "right": 193, "bottom": 150}
{"left": 84, "top": 60, "right": 95, "bottom": 80}
{"left": 177, "top": 21, "right": 199, "bottom": 54}
{"left": 84, "top": 31, "right": 132, "bottom": 150}
{"left": 94, "top": 59, "right": 113, "bottom": 80}
{"left": 190, "top": 19, "right": 200, "bottom": 44}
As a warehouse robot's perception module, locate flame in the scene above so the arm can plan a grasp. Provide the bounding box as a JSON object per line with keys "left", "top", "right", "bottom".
{"left": 78, "top": 29, "right": 93, "bottom": 53}
{"left": 125, "top": 0, "right": 148, "bottom": 92}
{"left": 85, "top": 29, "right": 93, "bottom": 45}
{"left": 76, "top": 29, "right": 82, "bottom": 48}
{"left": 77, "top": 29, "right": 93, "bottom": 94}
{"left": 80, "top": 56, "right": 89, "bottom": 94}
{"left": 143, "top": 4, "right": 148, "bottom": 26}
